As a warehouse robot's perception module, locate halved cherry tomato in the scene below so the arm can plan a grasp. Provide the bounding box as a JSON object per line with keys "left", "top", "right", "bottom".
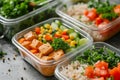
{"left": 61, "top": 31, "right": 67, "bottom": 35}
{"left": 62, "top": 35, "right": 69, "bottom": 40}
{"left": 94, "top": 61, "right": 108, "bottom": 69}
{"left": 95, "top": 17, "right": 103, "bottom": 26}
{"left": 35, "top": 27, "right": 41, "bottom": 34}
{"left": 86, "top": 9, "right": 98, "bottom": 21}
{"left": 110, "top": 67, "right": 120, "bottom": 80}
{"left": 85, "top": 66, "right": 94, "bottom": 78}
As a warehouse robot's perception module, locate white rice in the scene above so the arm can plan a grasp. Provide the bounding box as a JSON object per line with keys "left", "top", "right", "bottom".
{"left": 60, "top": 60, "right": 90, "bottom": 80}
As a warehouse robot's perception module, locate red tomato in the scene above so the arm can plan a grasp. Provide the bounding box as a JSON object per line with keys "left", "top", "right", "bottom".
{"left": 85, "top": 66, "right": 94, "bottom": 78}
{"left": 94, "top": 61, "right": 108, "bottom": 69}
{"left": 35, "top": 27, "right": 41, "bottom": 34}
{"left": 95, "top": 17, "right": 103, "bottom": 26}
{"left": 110, "top": 67, "right": 120, "bottom": 80}
{"left": 61, "top": 31, "right": 67, "bottom": 35}
{"left": 86, "top": 9, "right": 98, "bottom": 21}
{"left": 84, "top": 10, "right": 89, "bottom": 16}
{"left": 91, "top": 77, "right": 105, "bottom": 80}
{"left": 62, "top": 35, "right": 69, "bottom": 40}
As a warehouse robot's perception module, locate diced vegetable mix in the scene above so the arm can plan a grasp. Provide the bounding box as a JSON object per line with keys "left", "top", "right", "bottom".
{"left": 60, "top": 46, "right": 120, "bottom": 80}
{"left": 0, "top": 0, "right": 49, "bottom": 18}
{"left": 18, "top": 20, "right": 88, "bottom": 61}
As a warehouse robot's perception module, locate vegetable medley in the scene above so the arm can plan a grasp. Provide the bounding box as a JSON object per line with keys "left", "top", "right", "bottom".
{"left": 60, "top": 46, "right": 120, "bottom": 80}
{"left": 18, "top": 20, "right": 88, "bottom": 61}
{"left": 0, "top": 0, "right": 49, "bottom": 18}
{"left": 65, "top": 0, "right": 120, "bottom": 28}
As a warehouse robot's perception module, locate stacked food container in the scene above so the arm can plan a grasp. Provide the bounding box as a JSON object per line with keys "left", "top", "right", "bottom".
{"left": 0, "top": 0, "right": 119, "bottom": 80}
{"left": 0, "top": 0, "right": 58, "bottom": 40}
{"left": 56, "top": 0, "right": 120, "bottom": 41}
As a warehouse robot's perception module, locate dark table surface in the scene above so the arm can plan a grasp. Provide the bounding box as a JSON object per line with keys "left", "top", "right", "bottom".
{"left": 0, "top": 32, "right": 120, "bottom": 80}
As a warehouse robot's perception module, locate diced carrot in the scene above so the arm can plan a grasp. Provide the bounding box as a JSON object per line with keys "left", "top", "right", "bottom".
{"left": 35, "top": 27, "right": 41, "bottom": 34}
{"left": 62, "top": 35, "right": 69, "bottom": 40}
{"left": 54, "top": 33, "right": 61, "bottom": 38}
{"left": 30, "top": 49, "right": 38, "bottom": 54}
{"left": 18, "top": 38, "right": 26, "bottom": 44}
{"left": 85, "top": 66, "right": 94, "bottom": 78}
{"left": 45, "top": 34, "right": 52, "bottom": 41}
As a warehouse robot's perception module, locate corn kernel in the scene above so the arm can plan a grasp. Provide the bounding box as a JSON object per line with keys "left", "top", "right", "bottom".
{"left": 70, "top": 41, "right": 76, "bottom": 47}
{"left": 66, "top": 39, "right": 72, "bottom": 43}
{"left": 63, "top": 29, "right": 68, "bottom": 32}
{"left": 58, "top": 29, "right": 62, "bottom": 33}
{"left": 56, "top": 27, "right": 59, "bottom": 30}
{"left": 48, "top": 29, "right": 52, "bottom": 33}
{"left": 44, "top": 24, "right": 51, "bottom": 29}
{"left": 40, "top": 26, "right": 44, "bottom": 29}
{"left": 61, "top": 37, "right": 65, "bottom": 41}
{"left": 70, "top": 35, "right": 74, "bottom": 40}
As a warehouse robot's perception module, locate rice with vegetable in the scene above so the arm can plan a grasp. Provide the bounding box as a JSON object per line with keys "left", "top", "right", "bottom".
{"left": 63, "top": 0, "right": 120, "bottom": 41}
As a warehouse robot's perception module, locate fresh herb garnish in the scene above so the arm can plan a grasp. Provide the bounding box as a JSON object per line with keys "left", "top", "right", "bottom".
{"left": 51, "top": 38, "right": 70, "bottom": 51}
{"left": 76, "top": 46, "right": 120, "bottom": 68}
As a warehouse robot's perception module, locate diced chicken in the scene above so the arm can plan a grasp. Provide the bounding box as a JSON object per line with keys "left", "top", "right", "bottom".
{"left": 34, "top": 53, "right": 44, "bottom": 58}
{"left": 24, "top": 31, "right": 36, "bottom": 41}
{"left": 21, "top": 41, "right": 31, "bottom": 50}
{"left": 38, "top": 43, "right": 53, "bottom": 55}
{"left": 49, "top": 49, "right": 64, "bottom": 61}
{"left": 41, "top": 56, "right": 53, "bottom": 61}
{"left": 30, "top": 39, "right": 43, "bottom": 49}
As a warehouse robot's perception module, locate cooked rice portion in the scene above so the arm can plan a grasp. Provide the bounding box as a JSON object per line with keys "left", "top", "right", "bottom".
{"left": 60, "top": 60, "right": 90, "bottom": 80}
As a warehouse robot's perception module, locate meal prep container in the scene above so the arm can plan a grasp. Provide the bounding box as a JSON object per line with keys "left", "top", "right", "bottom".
{"left": 0, "top": 0, "right": 59, "bottom": 40}
{"left": 55, "top": 42, "right": 120, "bottom": 80}
{"left": 56, "top": 0, "right": 120, "bottom": 42}
{"left": 12, "top": 18, "right": 93, "bottom": 76}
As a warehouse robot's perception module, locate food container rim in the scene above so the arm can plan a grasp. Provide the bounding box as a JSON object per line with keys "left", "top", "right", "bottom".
{"left": 55, "top": 42, "right": 120, "bottom": 80}
{"left": 0, "top": 0, "right": 58, "bottom": 24}
{"left": 12, "top": 17, "right": 93, "bottom": 65}
{"left": 56, "top": 3, "right": 120, "bottom": 31}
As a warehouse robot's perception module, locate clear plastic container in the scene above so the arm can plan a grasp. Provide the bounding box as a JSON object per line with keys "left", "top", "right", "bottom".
{"left": 56, "top": 0, "right": 120, "bottom": 41}
{"left": 0, "top": 0, "right": 59, "bottom": 40}
{"left": 12, "top": 18, "right": 93, "bottom": 76}
{"left": 55, "top": 42, "right": 120, "bottom": 80}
